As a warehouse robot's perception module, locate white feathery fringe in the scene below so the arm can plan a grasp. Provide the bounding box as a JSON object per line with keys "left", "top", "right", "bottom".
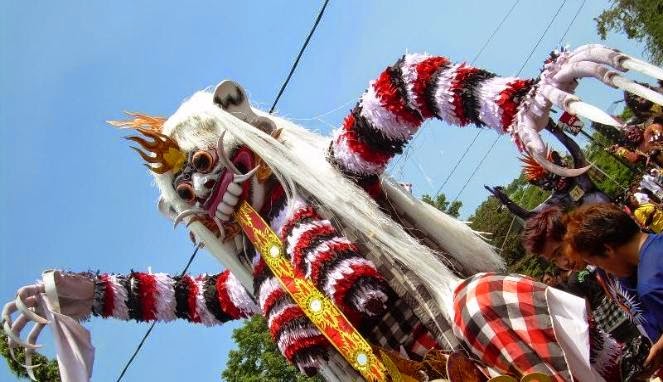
{"left": 286, "top": 220, "right": 334, "bottom": 259}
{"left": 258, "top": 277, "right": 282, "bottom": 312}
{"left": 225, "top": 271, "right": 259, "bottom": 316}
{"left": 194, "top": 276, "right": 221, "bottom": 326}
{"left": 277, "top": 326, "right": 323, "bottom": 354}
{"left": 477, "top": 76, "right": 516, "bottom": 131}
{"left": 108, "top": 275, "right": 129, "bottom": 320}
{"left": 153, "top": 273, "right": 177, "bottom": 322}
{"left": 271, "top": 196, "right": 306, "bottom": 236}
{"left": 331, "top": 133, "right": 386, "bottom": 175}
{"left": 359, "top": 85, "right": 418, "bottom": 141}
{"left": 434, "top": 64, "right": 463, "bottom": 126}
{"left": 402, "top": 53, "right": 432, "bottom": 111}
{"left": 305, "top": 237, "right": 354, "bottom": 279}
{"left": 323, "top": 257, "right": 376, "bottom": 298}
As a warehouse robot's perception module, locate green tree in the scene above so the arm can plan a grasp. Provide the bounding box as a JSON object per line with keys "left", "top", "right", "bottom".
{"left": 467, "top": 175, "right": 553, "bottom": 278}
{"left": 421, "top": 193, "right": 463, "bottom": 218}
{"left": 223, "top": 315, "right": 322, "bottom": 382}
{"left": 1, "top": 332, "right": 61, "bottom": 381}
{"left": 595, "top": 0, "right": 663, "bottom": 65}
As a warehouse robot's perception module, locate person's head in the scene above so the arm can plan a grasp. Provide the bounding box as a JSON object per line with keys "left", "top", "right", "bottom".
{"left": 522, "top": 207, "right": 584, "bottom": 270}
{"left": 564, "top": 203, "right": 642, "bottom": 277}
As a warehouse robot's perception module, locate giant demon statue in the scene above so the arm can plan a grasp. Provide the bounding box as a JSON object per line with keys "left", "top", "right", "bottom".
{"left": 4, "top": 45, "right": 663, "bottom": 381}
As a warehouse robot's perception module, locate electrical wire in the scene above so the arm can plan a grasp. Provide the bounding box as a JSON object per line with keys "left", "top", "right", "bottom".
{"left": 451, "top": 0, "right": 569, "bottom": 203}
{"left": 115, "top": 1, "right": 331, "bottom": 379}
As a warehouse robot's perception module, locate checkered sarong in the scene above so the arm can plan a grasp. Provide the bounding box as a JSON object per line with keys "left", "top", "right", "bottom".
{"left": 593, "top": 295, "right": 629, "bottom": 334}
{"left": 452, "top": 273, "right": 572, "bottom": 381}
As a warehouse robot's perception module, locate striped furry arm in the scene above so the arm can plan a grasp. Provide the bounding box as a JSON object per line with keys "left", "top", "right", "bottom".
{"left": 92, "top": 270, "right": 258, "bottom": 325}
{"left": 329, "top": 53, "right": 533, "bottom": 180}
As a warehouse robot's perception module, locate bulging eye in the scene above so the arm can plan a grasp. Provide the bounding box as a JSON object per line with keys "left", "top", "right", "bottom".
{"left": 192, "top": 151, "right": 215, "bottom": 173}
{"left": 176, "top": 182, "right": 196, "bottom": 203}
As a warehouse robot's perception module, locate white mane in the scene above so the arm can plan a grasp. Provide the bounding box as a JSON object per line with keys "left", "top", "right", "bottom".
{"left": 153, "top": 90, "right": 503, "bottom": 324}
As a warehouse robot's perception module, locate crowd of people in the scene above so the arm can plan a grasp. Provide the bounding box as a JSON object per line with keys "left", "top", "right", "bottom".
{"left": 523, "top": 203, "right": 663, "bottom": 379}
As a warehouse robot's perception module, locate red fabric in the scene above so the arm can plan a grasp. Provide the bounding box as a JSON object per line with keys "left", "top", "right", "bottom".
{"left": 100, "top": 274, "right": 115, "bottom": 318}
{"left": 279, "top": 206, "right": 320, "bottom": 241}
{"left": 269, "top": 305, "right": 304, "bottom": 338}
{"left": 407, "top": 323, "right": 440, "bottom": 357}
{"left": 284, "top": 335, "right": 329, "bottom": 361}
{"left": 291, "top": 223, "right": 337, "bottom": 276}
{"left": 496, "top": 79, "right": 531, "bottom": 131}
{"left": 449, "top": 65, "right": 480, "bottom": 126}
{"left": 309, "top": 240, "right": 357, "bottom": 284}
{"left": 134, "top": 272, "right": 157, "bottom": 321}
{"left": 183, "top": 275, "right": 201, "bottom": 323}
{"left": 338, "top": 114, "right": 392, "bottom": 167}
{"left": 453, "top": 273, "right": 570, "bottom": 381}
{"left": 373, "top": 69, "right": 423, "bottom": 126}
{"left": 216, "top": 270, "right": 242, "bottom": 319}
{"left": 413, "top": 56, "right": 450, "bottom": 118}
{"left": 262, "top": 286, "right": 286, "bottom": 315}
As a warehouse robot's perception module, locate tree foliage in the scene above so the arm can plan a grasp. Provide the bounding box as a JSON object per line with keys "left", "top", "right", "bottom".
{"left": 0, "top": 332, "right": 61, "bottom": 381}
{"left": 595, "top": 0, "right": 663, "bottom": 65}
{"left": 421, "top": 193, "right": 463, "bottom": 218}
{"left": 222, "top": 315, "right": 322, "bottom": 382}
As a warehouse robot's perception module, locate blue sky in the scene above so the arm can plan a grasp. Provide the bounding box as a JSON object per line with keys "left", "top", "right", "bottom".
{"left": 0, "top": 1, "right": 649, "bottom": 380}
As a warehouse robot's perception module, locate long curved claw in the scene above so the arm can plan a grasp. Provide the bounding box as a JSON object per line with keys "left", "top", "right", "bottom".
{"left": 532, "top": 152, "right": 591, "bottom": 177}
{"left": 232, "top": 166, "right": 260, "bottom": 183}
{"left": 173, "top": 208, "right": 207, "bottom": 228}
{"left": 4, "top": 317, "right": 40, "bottom": 350}
{"left": 2, "top": 301, "right": 16, "bottom": 328}
{"left": 611, "top": 75, "right": 663, "bottom": 106}
{"left": 217, "top": 131, "right": 242, "bottom": 175}
{"left": 23, "top": 323, "right": 46, "bottom": 381}
{"left": 15, "top": 289, "right": 48, "bottom": 325}
{"left": 621, "top": 57, "right": 663, "bottom": 81}
{"left": 566, "top": 100, "right": 622, "bottom": 127}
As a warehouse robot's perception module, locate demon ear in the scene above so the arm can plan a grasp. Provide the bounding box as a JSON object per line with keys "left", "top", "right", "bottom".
{"left": 157, "top": 197, "right": 177, "bottom": 222}
{"left": 213, "top": 80, "right": 276, "bottom": 134}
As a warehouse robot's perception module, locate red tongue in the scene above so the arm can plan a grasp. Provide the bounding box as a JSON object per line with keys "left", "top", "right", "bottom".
{"left": 206, "top": 169, "right": 235, "bottom": 217}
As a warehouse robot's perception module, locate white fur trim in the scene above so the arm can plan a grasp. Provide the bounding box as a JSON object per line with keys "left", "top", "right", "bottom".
{"left": 271, "top": 196, "right": 306, "bottom": 236}
{"left": 433, "top": 64, "right": 462, "bottom": 125}
{"left": 226, "top": 271, "right": 259, "bottom": 316}
{"left": 108, "top": 275, "right": 129, "bottom": 320}
{"left": 277, "top": 325, "right": 322, "bottom": 354}
{"left": 153, "top": 273, "right": 177, "bottom": 322}
{"left": 258, "top": 277, "right": 282, "bottom": 313}
{"left": 193, "top": 276, "right": 221, "bottom": 327}
{"left": 323, "top": 257, "right": 375, "bottom": 298}
{"left": 477, "top": 76, "right": 517, "bottom": 131}
{"left": 330, "top": 133, "right": 386, "bottom": 175}
{"left": 285, "top": 220, "right": 335, "bottom": 259}
{"left": 305, "top": 237, "right": 354, "bottom": 278}
{"left": 359, "top": 84, "right": 418, "bottom": 141}
{"left": 401, "top": 53, "right": 432, "bottom": 111}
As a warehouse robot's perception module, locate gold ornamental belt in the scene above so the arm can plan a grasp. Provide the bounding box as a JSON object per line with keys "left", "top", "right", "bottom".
{"left": 234, "top": 201, "right": 386, "bottom": 381}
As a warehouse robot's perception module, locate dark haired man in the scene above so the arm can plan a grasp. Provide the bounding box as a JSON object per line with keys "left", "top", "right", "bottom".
{"left": 565, "top": 203, "right": 663, "bottom": 372}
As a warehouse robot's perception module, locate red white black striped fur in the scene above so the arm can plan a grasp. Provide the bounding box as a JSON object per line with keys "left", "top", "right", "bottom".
{"left": 92, "top": 270, "right": 257, "bottom": 324}
{"left": 329, "top": 53, "right": 533, "bottom": 181}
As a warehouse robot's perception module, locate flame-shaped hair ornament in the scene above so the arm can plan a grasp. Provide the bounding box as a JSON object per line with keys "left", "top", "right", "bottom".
{"left": 520, "top": 148, "right": 554, "bottom": 182}
{"left": 108, "top": 112, "right": 186, "bottom": 174}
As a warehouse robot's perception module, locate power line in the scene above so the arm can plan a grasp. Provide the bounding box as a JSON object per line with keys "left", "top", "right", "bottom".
{"left": 417, "top": 0, "right": 522, "bottom": 191}
{"left": 269, "top": 0, "right": 330, "bottom": 113}
{"left": 558, "top": 0, "right": 586, "bottom": 46}
{"left": 115, "top": 2, "right": 331, "bottom": 379}
{"left": 116, "top": 244, "right": 202, "bottom": 382}
{"left": 451, "top": 0, "right": 569, "bottom": 203}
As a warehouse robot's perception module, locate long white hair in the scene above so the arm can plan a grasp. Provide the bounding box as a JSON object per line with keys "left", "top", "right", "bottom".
{"left": 154, "top": 90, "right": 503, "bottom": 325}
